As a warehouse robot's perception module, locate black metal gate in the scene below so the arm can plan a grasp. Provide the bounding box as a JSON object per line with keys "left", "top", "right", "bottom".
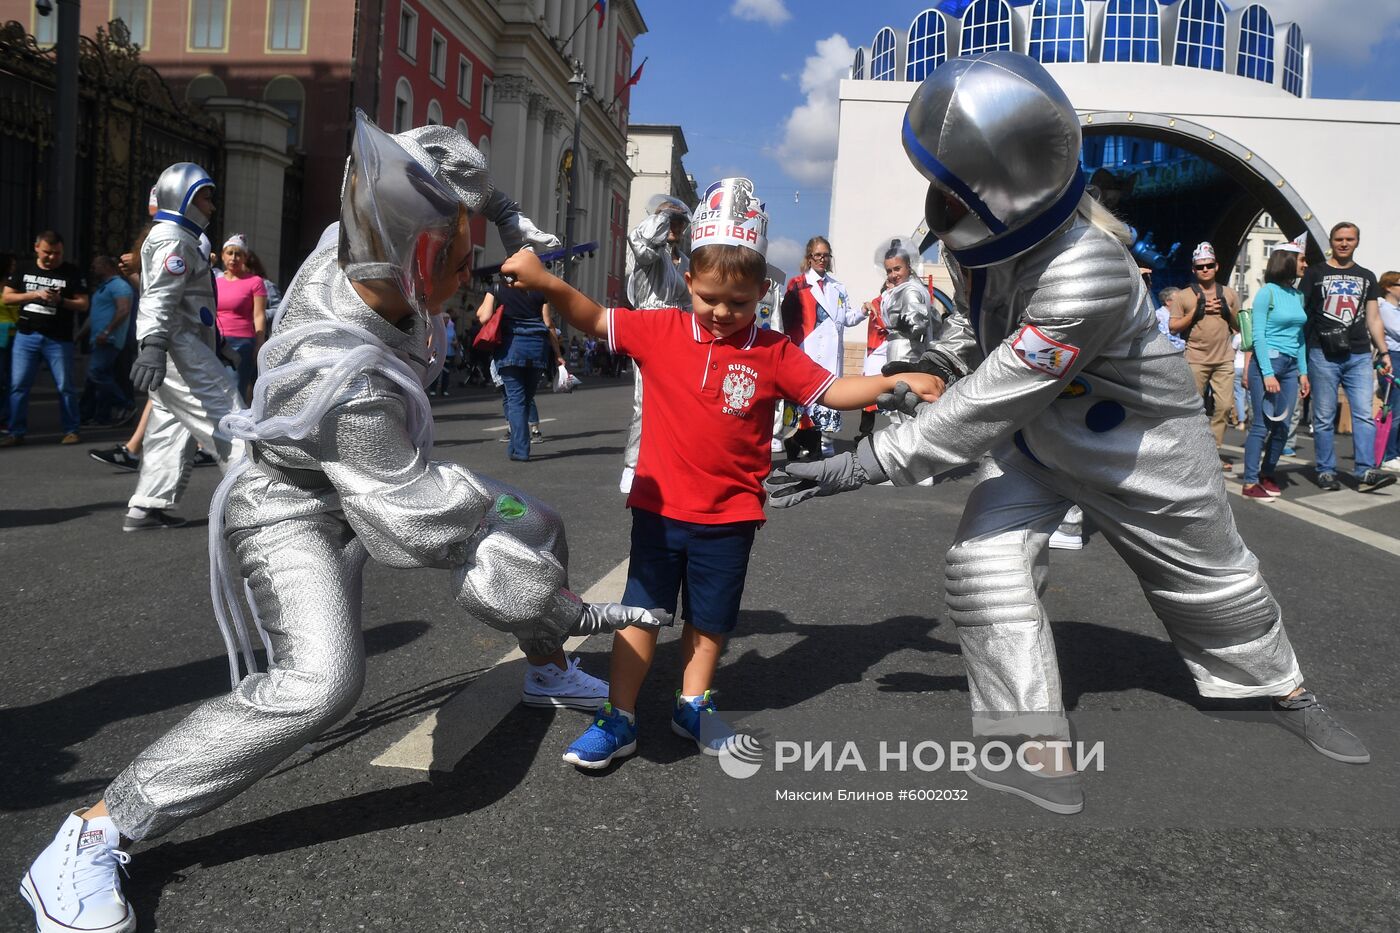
{"left": 0, "top": 19, "right": 223, "bottom": 262}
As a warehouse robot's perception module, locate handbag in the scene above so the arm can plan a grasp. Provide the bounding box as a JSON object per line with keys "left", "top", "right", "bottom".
{"left": 473, "top": 307, "right": 504, "bottom": 352}
{"left": 1239, "top": 284, "right": 1270, "bottom": 352}
{"left": 1316, "top": 320, "right": 1351, "bottom": 356}
{"left": 552, "top": 363, "right": 580, "bottom": 393}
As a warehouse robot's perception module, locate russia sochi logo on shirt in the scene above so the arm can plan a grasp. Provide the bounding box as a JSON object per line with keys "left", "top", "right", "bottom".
{"left": 1011, "top": 325, "right": 1079, "bottom": 378}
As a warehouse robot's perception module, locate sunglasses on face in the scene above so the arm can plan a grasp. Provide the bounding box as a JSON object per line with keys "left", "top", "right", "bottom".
{"left": 1194, "top": 263, "right": 1216, "bottom": 271}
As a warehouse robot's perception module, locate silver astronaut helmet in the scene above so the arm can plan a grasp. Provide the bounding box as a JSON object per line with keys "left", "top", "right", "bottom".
{"left": 393, "top": 124, "right": 494, "bottom": 215}
{"left": 152, "top": 162, "right": 216, "bottom": 234}
{"left": 902, "top": 51, "right": 1085, "bottom": 269}
{"left": 338, "top": 110, "right": 464, "bottom": 319}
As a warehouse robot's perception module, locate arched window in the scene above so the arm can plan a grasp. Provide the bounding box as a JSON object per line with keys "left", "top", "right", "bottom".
{"left": 393, "top": 77, "right": 413, "bottom": 132}
{"left": 870, "top": 27, "right": 897, "bottom": 80}
{"left": 1101, "top": 0, "right": 1159, "bottom": 63}
{"left": 1235, "top": 5, "right": 1275, "bottom": 82}
{"left": 961, "top": 0, "right": 1013, "bottom": 57}
{"left": 906, "top": 9, "right": 948, "bottom": 81}
{"left": 478, "top": 136, "right": 491, "bottom": 167}
{"left": 263, "top": 75, "right": 305, "bottom": 149}
{"left": 1281, "top": 23, "right": 1304, "bottom": 97}
{"left": 1173, "top": 0, "right": 1226, "bottom": 71}
{"left": 185, "top": 73, "right": 226, "bottom": 104}
{"left": 455, "top": 118, "right": 469, "bottom": 137}
{"left": 852, "top": 47, "right": 865, "bottom": 79}
{"left": 426, "top": 99, "right": 443, "bottom": 126}
{"left": 1030, "top": 0, "right": 1086, "bottom": 63}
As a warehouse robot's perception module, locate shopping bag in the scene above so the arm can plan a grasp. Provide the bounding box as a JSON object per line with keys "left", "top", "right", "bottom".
{"left": 1374, "top": 372, "right": 1395, "bottom": 467}
{"left": 552, "top": 364, "right": 581, "bottom": 394}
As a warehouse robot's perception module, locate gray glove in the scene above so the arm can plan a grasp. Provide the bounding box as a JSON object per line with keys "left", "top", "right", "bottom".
{"left": 483, "top": 189, "right": 562, "bottom": 254}
{"left": 130, "top": 335, "right": 170, "bottom": 392}
{"left": 570, "top": 602, "right": 674, "bottom": 636}
{"left": 765, "top": 439, "right": 888, "bottom": 509}
{"left": 876, "top": 380, "right": 927, "bottom": 417}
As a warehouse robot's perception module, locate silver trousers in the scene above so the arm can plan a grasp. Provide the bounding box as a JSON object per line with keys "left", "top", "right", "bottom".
{"left": 947, "top": 443, "right": 1302, "bottom": 738}
{"left": 129, "top": 363, "right": 243, "bottom": 510}
{"left": 624, "top": 368, "right": 643, "bottom": 471}
{"left": 106, "top": 513, "right": 369, "bottom": 840}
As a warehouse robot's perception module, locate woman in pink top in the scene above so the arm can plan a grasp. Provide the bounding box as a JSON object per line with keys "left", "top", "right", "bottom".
{"left": 216, "top": 234, "right": 267, "bottom": 402}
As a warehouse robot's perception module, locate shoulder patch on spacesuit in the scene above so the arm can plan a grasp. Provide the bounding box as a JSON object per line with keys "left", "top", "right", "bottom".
{"left": 164, "top": 254, "right": 186, "bottom": 276}
{"left": 1011, "top": 325, "right": 1078, "bottom": 378}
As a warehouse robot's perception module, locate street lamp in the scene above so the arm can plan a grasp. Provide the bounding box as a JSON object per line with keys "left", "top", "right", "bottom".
{"left": 561, "top": 60, "right": 588, "bottom": 287}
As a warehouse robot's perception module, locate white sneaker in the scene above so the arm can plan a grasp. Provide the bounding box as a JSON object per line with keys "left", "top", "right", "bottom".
{"left": 20, "top": 811, "right": 135, "bottom": 933}
{"left": 619, "top": 466, "right": 634, "bottom": 494}
{"left": 1048, "top": 530, "right": 1084, "bottom": 551}
{"left": 1382, "top": 458, "right": 1400, "bottom": 473}
{"left": 522, "top": 657, "right": 609, "bottom": 710}
{"left": 770, "top": 437, "right": 785, "bottom": 454}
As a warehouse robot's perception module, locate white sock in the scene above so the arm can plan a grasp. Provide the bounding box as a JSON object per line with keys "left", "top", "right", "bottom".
{"left": 680, "top": 693, "right": 704, "bottom": 704}
{"left": 127, "top": 507, "right": 149, "bottom": 519}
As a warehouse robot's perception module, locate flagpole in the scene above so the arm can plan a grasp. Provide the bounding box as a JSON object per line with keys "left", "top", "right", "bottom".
{"left": 559, "top": 4, "right": 597, "bottom": 53}
{"left": 603, "top": 56, "right": 647, "bottom": 113}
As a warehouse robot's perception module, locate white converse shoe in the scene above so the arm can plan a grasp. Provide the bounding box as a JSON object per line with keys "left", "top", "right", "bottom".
{"left": 20, "top": 811, "right": 135, "bottom": 932}
{"left": 1048, "top": 530, "right": 1084, "bottom": 551}
{"left": 522, "top": 657, "right": 609, "bottom": 710}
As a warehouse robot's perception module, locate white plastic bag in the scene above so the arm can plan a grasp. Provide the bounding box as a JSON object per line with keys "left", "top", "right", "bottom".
{"left": 552, "top": 364, "right": 581, "bottom": 394}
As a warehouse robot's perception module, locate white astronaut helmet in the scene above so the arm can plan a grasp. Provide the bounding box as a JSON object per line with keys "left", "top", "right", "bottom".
{"left": 902, "top": 51, "right": 1085, "bottom": 269}
{"left": 152, "top": 162, "right": 216, "bottom": 233}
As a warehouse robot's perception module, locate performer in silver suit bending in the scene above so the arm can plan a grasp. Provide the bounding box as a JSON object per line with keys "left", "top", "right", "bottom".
{"left": 767, "top": 52, "right": 1367, "bottom": 815}
{"left": 19, "top": 115, "right": 668, "bottom": 933}
{"left": 620, "top": 194, "right": 692, "bottom": 493}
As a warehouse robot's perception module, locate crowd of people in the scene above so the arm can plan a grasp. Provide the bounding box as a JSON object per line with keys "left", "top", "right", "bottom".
{"left": 7, "top": 49, "right": 1392, "bottom": 933}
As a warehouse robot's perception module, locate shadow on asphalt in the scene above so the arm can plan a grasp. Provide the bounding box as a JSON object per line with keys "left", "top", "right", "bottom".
{"left": 0, "top": 501, "right": 128, "bottom": 529}
{"left": 0, "top": 621, "right": 432, "bottom": 810}
{"left": 125, "top": 707, "right": 550, "bottom": 928}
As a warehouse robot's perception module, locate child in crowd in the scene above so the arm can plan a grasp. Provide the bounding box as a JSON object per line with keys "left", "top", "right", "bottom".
{"left": 501, "top": 177, "right": 943, "bottom": 769}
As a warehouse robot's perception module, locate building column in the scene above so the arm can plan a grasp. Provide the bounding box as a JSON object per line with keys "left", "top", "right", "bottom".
{"left": 523, "top": 93, "right": 546, "bottom": 220}
{"left": 199, "top": 97, "right": 292, "bottom": 281}
{"left": 541, "top": 107, "right": 565, "bottom": 235}
{"left": 487, "top": 74, "right": 534, "bottom": 261}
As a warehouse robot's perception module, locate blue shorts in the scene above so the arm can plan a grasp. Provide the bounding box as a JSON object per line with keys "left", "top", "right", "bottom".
{"left": 621, "top": 508, "right": 758, "bottom": 635}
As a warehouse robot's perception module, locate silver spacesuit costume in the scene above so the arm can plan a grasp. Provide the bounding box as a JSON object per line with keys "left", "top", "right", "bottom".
{"left": 882, "top": 277, "right": 938, "bottom": 366}
{"left": 775, "top": 54, "right": 1304, "bottom": 739}
{"left": 623, "top": 197, "right": 692, "bottom": 480}
{"left": 128, "top": 163, "right": 244, "bottom": 510}
{"left": 104, "top": 116, "right": 664, "bottom": 841}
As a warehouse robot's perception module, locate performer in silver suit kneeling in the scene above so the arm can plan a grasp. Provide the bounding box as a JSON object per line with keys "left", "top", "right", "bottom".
{"left": 766, "top": 52, "right": 1368, "bottom": 815}
{"left": 19, "top": 114, "right": 669, "bottom": 933}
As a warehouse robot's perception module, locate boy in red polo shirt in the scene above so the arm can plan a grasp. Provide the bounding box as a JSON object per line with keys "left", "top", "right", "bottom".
{"left": 502, "top": 178, "right": 942, "bottom": 768}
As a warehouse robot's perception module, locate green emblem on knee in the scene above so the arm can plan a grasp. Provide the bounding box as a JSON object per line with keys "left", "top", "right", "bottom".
{"left": 495, "top": 493, "right": 528, "bottom": 520}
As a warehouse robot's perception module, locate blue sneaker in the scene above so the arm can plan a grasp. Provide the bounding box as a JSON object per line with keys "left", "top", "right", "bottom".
{"left": 1282, "top": 447, "right": 1296, "bottom": 456}
{"left": 670, "top": 690, "right": 735, "bottom": 757}
{"left": 563, "top": 702, "right": 637, "bottom": 770}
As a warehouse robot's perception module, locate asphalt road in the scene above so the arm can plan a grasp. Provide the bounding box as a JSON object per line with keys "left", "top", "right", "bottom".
{"left": 3, "top": 375, "right": 1398, "bottom": 932}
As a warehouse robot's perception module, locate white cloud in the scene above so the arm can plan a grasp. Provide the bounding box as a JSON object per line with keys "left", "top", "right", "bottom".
{"left": 730, "top": 0, "right": 791, "bottom": 27}
{"left": 765, "top": 34, "right": 855, "bottom": 187}
{"left": 767, "top": 236, "right": 804, "bottom": 274}
{"left": 1264, "top": 0, "right": 1400, "bottom": 68}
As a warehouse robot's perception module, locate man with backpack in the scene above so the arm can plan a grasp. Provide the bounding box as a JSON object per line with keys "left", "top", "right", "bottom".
{"left": 1170, "top": 242, "right": 1240, "bottom": 470}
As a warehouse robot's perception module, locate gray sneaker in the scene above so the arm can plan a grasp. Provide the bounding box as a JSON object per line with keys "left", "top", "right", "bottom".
{"left": 967, "top": 760, "right": 1085, "bottom": 815}
{"left": 1358, "top": 470, "right": 1397, "bottom": 493}
{"left": 1273, "top": 691, "right": 1370, "bottom": 763}
{"left": 123, "top": 509, "right": 188, "bottom": 532}
{"left": 1316, "top": 472, "right": 1341, "bottom": 491}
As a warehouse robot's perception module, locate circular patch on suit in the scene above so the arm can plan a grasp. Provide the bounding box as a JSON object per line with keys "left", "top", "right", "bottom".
{"left": 494, "top": 493, "right": 528, "bottom": 520}
{"left": 1085, "top": 400, "right": 1127, "bottom": 433}
{"left": 199, "top": 306, "right": 215, "bottom": 326}
{"left": 164, "top": 254, "right": 186, "bottom": 275}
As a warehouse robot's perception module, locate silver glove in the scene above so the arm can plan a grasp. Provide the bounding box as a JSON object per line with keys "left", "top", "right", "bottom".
{"left": 571, "top": 602, "right": 674, "bottom": 636}
{"left": 765, "top": 439, "right": 888, "bottom": 508}
{"left": 483, "top": 189, "right": 562, "bottom": 254}
{"left": 130, "top": 335, "right": 170, "bottom": 392}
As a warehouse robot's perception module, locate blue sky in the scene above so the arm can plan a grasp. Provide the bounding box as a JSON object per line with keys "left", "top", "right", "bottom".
{"left": 627, "top": 0, "right": 1400, "bottom": 273}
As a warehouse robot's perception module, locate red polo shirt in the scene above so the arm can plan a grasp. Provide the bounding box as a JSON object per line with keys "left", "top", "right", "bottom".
{"left": 608, "top": 307, "right": 836, "bottom": 523}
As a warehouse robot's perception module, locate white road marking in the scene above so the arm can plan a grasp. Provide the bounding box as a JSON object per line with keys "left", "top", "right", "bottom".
{"left": 371, "top": 556, "right": 630, "bottom": 772}
{"left": 482, "top": 418, "right": 557, "bottom": 433}
{"left": 1224, "top": 483, "right": 1400, "bottom": 558}
{"left": 1218, "top": 443, "right": 1399, "bottom": 515}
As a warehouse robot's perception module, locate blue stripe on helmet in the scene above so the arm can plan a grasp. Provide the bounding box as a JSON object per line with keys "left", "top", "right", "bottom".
{"left": 154, "top": 209, "right": 206, "bottom": 238}
{"left": 902, "top": 114, "right": 1007, "bottom": 236}
{"left": 179, "top": 177, "right": 214, "bottom": 215}
{"left": 946, "top": 170, "right": 1086, "bottom": 269}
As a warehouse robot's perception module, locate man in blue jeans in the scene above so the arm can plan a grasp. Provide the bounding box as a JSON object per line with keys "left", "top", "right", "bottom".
{"left": 1, "top": 231, "right": 89, "bottom": 446}
{"left": 1301, "top": 222, "right": 1395, "bottom": 493}
{"left": 81, "top": 255, "right": 136, "bottom": 425}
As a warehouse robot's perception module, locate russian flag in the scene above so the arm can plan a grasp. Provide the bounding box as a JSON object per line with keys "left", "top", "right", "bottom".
{"left": 595, "top": 0, "right": 606, "bottom": 28}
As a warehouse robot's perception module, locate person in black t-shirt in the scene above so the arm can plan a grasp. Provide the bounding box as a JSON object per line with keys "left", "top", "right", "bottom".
{"left": 1, "top": 231, "right": 90, "bottom": 445}
{"left": 1299, "top": 221, "right": 1394, "bottom": 492}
